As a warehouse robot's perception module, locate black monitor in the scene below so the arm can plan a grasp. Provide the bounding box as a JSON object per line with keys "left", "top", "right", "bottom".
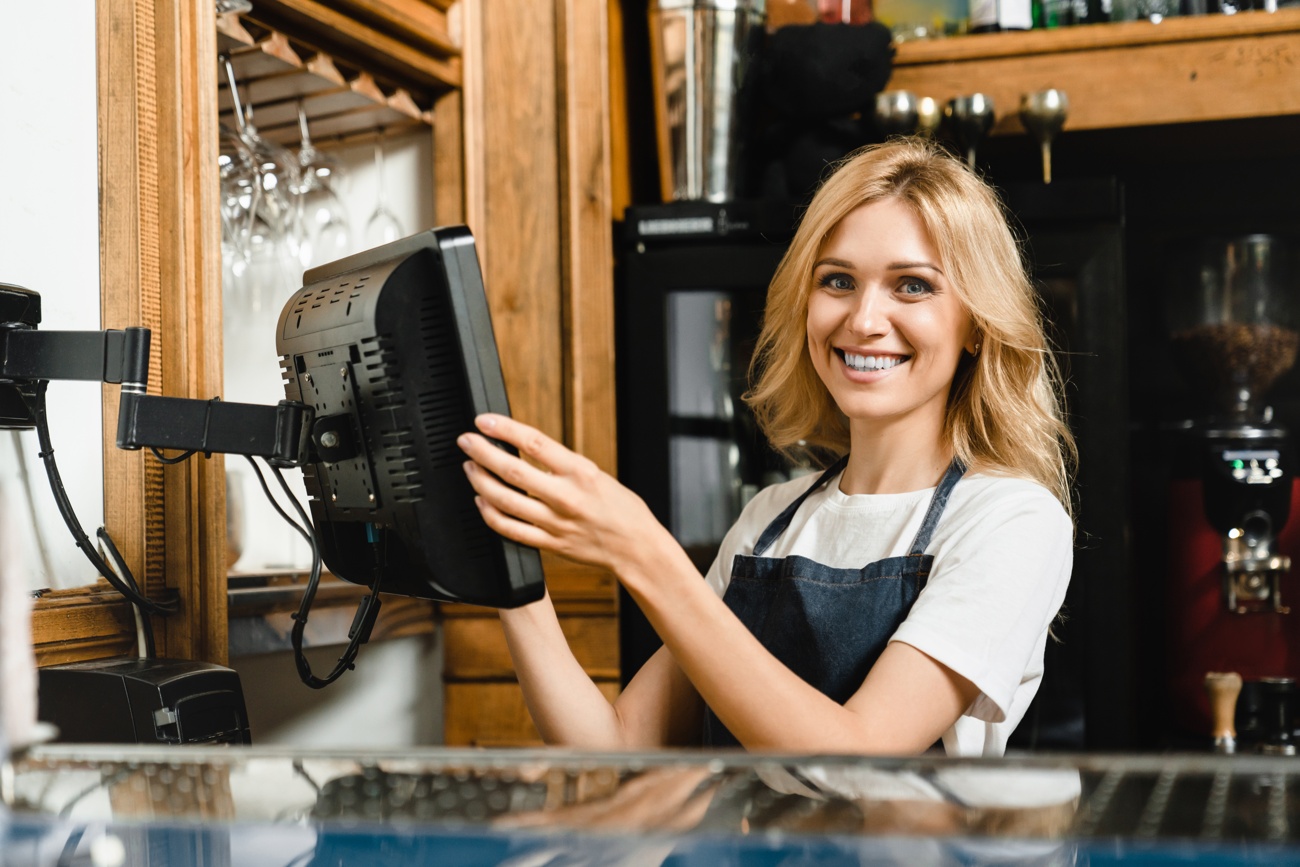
{"left": 276, "top": 226, "right": 545, "bottom": 608}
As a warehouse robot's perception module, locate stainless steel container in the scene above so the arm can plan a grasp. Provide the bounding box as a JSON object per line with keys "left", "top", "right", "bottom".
{"left": 649, "top": 0, "right": 766, "bottom": 203}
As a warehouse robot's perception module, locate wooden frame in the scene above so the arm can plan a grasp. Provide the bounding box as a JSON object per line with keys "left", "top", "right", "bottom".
{"left": 34, "top": 0, "right": 226, "bottom": 666}
{"left": 33, "top": 0, "right": 474, "bottom": 669}
{"left": 438, "top": 0, "right": 621, "bottom": 746}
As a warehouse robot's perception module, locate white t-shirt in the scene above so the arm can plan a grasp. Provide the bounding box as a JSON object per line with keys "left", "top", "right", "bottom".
{"left": 703, "top": 467, "right": 1074, "bottom": 757}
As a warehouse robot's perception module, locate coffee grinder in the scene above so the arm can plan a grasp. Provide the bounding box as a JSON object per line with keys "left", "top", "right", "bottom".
{"left": 1163, "top": 234, "right": 1300, "bottom": 750}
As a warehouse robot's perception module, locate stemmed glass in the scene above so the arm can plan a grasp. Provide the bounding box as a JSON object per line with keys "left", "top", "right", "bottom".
{"left": 364, "top": 136, "right": 405, "bottom": 247}
{"left": 220, "top": 54, "right": 299, "bottom": 313}
{"left": 218, "top": 123, "right": 259, "bottom": 314}
{"left": 1019, "top": 89, "right": 1069, "bottom": 185}
{"left": 944, "top": 94, "right": 996, "bottom": 169}
{"left": 291, "top": 104, "right": 352, "bottom": 270}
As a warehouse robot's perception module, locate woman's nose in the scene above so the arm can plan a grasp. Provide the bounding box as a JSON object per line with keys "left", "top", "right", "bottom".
{"left": 846, "top": 288, "right": 890, "bottom": 337}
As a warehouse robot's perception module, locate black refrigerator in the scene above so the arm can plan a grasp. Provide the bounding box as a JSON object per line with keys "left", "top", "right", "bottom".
{"left": 615, "top": 199, "right": 797, "bottom": 682}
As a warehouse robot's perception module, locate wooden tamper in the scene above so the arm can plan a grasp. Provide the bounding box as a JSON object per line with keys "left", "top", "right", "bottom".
{"left": 1204, "top": 671, "right": 1243, "bottom": 754}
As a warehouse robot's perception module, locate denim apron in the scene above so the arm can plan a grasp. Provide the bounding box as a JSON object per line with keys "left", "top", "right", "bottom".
{"left": 702, "top": 454, "right": 966, "bottom": 747}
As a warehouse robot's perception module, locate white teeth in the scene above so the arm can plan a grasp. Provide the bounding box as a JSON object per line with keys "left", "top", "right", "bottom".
{"left": 843, "top": 352, "right": 904, "bottom": 372}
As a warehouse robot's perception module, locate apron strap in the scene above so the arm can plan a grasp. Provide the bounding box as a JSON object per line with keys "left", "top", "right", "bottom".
{"left": 906, "top": 458, "right": 967, "bottom": 556}
{"left": 752, "top": 455, "right": 849, "bottom": 556}
{"left": 751, "top": 455, "right": 966, "bottom": 558}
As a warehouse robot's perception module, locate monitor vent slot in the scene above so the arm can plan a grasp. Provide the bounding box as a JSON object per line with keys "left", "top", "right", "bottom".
{"left": 363, "top": 334, "right": 421, "bottom": 498}
{"left": 459, "top": 508, "right": 497, "bottom": 563}
{"left": 415, "top": 283, "right": 470, "bottom": 472}
{"left": 287, "top": 276, "right": 371, "bottom": 337}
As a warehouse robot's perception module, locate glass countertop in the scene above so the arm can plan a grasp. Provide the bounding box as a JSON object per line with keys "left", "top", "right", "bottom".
{"left": 4, "top": 746, "right": 1300, "bottom": 866}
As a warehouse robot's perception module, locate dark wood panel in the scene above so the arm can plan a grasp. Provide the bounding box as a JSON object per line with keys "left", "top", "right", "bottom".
{"left": 443, "top": 614, "right": 619, "bottom": 681}
{"left": 444, "top": 681, "right": 619, "bottom": 747}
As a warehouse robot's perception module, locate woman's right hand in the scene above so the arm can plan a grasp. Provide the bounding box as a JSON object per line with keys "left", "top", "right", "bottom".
{"left": 458, "top": 413, "right": 672, "bottom": 579}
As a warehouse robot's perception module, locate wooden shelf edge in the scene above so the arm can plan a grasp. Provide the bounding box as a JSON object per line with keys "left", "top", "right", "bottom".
{"left": 894, "top": 7, "right": 1300, "bottom": 64}
{"left": 890, "top": 14, "right": 1300, "bottom": 134}
{"left": 326, "top": 0, "right": 461, "bottom": 58}
{"left": 32, "top": 584, "right": 139, "bottom": 666}
{"left": 247, "top": 0, "right": 462, "bottom": 93}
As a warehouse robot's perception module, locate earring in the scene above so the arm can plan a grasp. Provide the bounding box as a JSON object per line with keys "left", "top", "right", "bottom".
{"left": 972, "top": 341, "right": 982, "bottom": 357}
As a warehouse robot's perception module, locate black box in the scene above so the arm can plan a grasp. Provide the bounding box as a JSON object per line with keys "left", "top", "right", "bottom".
{"left": 38, "top": 657, "right": 252, "bottom": 745}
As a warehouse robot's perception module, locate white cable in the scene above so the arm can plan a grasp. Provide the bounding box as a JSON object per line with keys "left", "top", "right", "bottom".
{"left": 96, "top": 535, "right": 148, "bottom": 658}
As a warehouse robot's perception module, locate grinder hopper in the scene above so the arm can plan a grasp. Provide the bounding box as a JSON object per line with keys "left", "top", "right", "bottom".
{"left": 1168, "top": 235, "right": 1300, "bottom": 422}
{"left": 1167, "top": 235, "right": 1300, "bottom": 615}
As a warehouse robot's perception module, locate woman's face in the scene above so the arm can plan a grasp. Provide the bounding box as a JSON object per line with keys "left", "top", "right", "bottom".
{"left": 806, "top": 198, "right": 976, "bottom": 434}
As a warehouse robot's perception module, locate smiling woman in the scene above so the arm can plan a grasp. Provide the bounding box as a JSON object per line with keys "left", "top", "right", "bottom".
{"left": 459, "top": 138, "right": 1078, "bottom": 758}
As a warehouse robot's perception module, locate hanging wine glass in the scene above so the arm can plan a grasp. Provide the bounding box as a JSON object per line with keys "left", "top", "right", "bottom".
{"left": 218, "top": 123, "right": 259, "bottom": 328}
{"left": 218, "top": 124, "right": 258, "bottom": 247}
{"left": 364, "top": 135, "right": 405, "bottom": 247}
{"left": 218, "top": 125, "right": 257, "bottom": 256}
{"left": 291, "top": 103, "right": 352, "bottom": 271}
{"left": 220, "top": 54, "right": 299, "bottom": 313}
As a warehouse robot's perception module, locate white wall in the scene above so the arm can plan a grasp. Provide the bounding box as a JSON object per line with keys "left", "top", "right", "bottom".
{"left": 0, "top": 1, "right": 104, "bottom": 592}
{"left": 232, "top": 633, "right": 445, "bottom": 747}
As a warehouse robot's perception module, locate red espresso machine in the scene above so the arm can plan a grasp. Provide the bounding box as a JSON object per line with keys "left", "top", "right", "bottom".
{"left": 1165, "top": 234, "right": 1300, "bottom": 752}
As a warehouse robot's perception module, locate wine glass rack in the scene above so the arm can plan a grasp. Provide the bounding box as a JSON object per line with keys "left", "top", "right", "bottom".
{"left": 216, "top": 9, "right": 459, "bottom": 148}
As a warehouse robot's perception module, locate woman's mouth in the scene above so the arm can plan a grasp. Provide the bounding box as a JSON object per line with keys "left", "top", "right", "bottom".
{"left": 837, "top": 349, "right": 909, "bottom": 372}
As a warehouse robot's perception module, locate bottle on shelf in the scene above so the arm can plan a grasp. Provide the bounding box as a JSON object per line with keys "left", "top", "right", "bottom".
{"left": 969, "top": 0, "right": 1032, "bottom": 31}
{"left": 871, "top": 0, "right": 971, "bottom": 39}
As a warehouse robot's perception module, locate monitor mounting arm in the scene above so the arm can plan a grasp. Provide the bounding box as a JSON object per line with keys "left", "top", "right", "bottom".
{"left": 0, "top": 286, "right": 311, "bottom": 466}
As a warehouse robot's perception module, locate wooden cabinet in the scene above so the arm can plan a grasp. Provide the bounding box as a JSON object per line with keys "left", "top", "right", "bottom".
{"left": 435, "top": 3, "right": 620, "bottom": 745}
{"left": 34, "top": 0, "right": 619, "bottom": 748}
{"left": 442, "top": 556, "right": 619, "bottom": 746}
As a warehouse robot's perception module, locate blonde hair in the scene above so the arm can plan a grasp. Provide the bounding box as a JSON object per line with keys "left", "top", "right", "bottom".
{"left": 746, "top": 137, "right": 1076, "bottom": 515}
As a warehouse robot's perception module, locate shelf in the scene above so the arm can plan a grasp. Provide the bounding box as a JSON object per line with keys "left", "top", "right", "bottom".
{"left": 216, "top": 13, "right": 438, "bottom": 148}
{"left": 242, "top": 0, "right": 461, "bottom": 94}
{"left": 888, "top": 7, "right": 1300, "bottom": 135}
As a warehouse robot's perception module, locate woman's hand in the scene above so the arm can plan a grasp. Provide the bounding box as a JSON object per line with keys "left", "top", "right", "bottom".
{"left": 457, "top": 414, "right": 668, "bottom": 576}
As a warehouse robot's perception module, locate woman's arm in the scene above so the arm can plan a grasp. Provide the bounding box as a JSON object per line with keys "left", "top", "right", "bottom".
{"left": 459, "top": 414, "right": 977, "bottom": 754}
{"left": 498, "top": 592, "right": 703, "bottom": 749}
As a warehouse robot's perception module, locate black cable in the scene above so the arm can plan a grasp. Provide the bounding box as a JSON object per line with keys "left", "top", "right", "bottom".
{"left": 31, "top": 381, "right": 175, "bottom": 628}
{"left": 244, "top": 456, "right": 383, "bottom": 688}
{"left": 149, "top": 446, "right": 197, "bottom": 465}
{"left": 243, "top": 456, "right": 311, "bottom": 541}
{"left": 271, "top": 459, "right": 383, "bottom": 688}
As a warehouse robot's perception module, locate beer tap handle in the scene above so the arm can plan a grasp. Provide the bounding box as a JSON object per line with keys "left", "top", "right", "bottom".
{"left": 1205, "top": 671, "right": 1243, "bottom": 754}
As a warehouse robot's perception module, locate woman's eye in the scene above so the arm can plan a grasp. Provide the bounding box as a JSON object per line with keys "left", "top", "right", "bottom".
{"left": 817, "top": 273, "right": 854, "bottom": 292}
{"left": 899, "top": 278, "right": 934, "bottom": 297}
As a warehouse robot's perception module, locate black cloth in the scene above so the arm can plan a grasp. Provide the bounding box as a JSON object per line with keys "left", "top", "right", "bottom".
{"left": 748, "top": 22, "right": 895, "bottom": 201}
{"left": 758, "top": 22, "right": 895, "bottom": 123}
